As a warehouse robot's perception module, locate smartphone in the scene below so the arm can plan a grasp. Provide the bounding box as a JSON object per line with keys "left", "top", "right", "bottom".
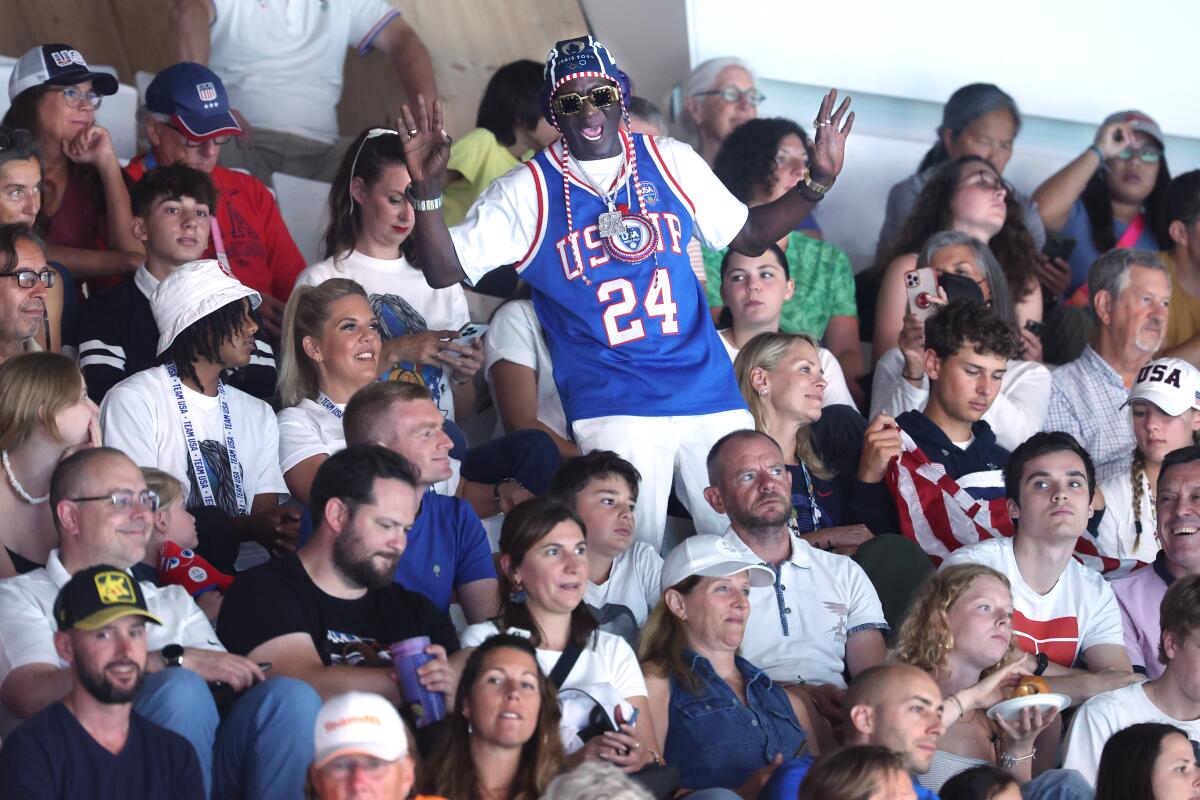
{"left": 1024, "top": 319, "right": 1045, "bottom": 338}
{"left": 904, "top": 267, "right": 940, "bottom": 322}
{"left": 1043, "top": 235, "right": 1077, "bottom": 263}
{"left": 451, "top": 322, "right": 489, "bottom": 347}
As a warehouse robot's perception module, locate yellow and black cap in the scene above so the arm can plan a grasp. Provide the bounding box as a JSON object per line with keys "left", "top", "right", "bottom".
{"left": 53, "top": 565, "right": 163, "bottom": 632}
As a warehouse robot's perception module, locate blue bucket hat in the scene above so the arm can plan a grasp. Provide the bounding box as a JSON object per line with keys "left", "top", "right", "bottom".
{"left": 540, "top": 36, "right": 631, "bottom": 125}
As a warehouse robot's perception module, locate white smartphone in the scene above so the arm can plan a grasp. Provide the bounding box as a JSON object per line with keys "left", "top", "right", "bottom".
{"left": 451, "top": 322, "right": 489, "bottom": 347}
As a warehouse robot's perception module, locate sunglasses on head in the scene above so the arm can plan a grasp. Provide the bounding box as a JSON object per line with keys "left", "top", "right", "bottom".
{"left": 553, "top": 85, "right": 620, "bottom": 116}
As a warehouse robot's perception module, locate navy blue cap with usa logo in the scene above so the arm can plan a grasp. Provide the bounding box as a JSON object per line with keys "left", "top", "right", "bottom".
{"left": 146, "top": 62, "right": 242, "bottom": 141}
{"left": 9, "top": 43, "right": 119, "bottom": 101}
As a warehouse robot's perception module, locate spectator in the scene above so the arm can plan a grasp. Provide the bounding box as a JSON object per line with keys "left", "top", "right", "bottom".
{"left": 298, "top": 128, "right": 481, "bottom": 426}
{"left": 735, "top": 331, "right": 881, "bottom": 547}
{"left": 941, "top": 432, "right": 1142, "bottom": 703}
{"left": 1113, "top": 445, "right": 1200, "bottom": 677}
{"left": 0, "top": 447, "right": 318, "bottom": 798}
{"left": 874, "top": 156, "right": 1042, "bottom": 360}
{"left": 0, "top": 353, "right": 98, "bottom": 576}
{"left": 797, "top": 746, "right": 916, "bottom": 800}
{"left": 1097, "top": 358, "right": 1200, "bottom": 561}
{"left": 626, "top": 97, "right": 666, "bottom": 138}
{"left": 1063, "top": 575, "right": 1200, "bottom": 787}
{"left": 77, "top": 165, "right": 278, "bottom": 403}
{"left": 893, "top": 565, "right": 1059, "bottom": 790}
{"left": 704, "top": 430, "right": 888, "bottom": 720}
{"left": 443, "top": 60, "right": 558, "bottom": 227}
{"left": 459, "top": 497, "right": 659, "bottom": 771}
{"left": 426, "top": 633, "right": 565, "bottom": 800}
{"left": 100, "top": 260, "right": 296, "bottom": 568}
{"left": 672, "top": 57, "right": 762, "bottom": 166}
{"left": 0, "top": 128, "right": 68, "bottom": 351}
{"left": 342, "top": 382, "right": 505, "bottom": 622}
{"left": 0, "top": 224, "right": 52, "bottom": 363}
{"left": 127, "top": 63, "right": 307, "bottom": 338}
{"left": 547, "top": 451, "right": 661, "bottom": 646}
{"left": 939, "top": 765, "right": 1022, "bottom": 800}
{"left": 216, "top": 446, "right": 459, "bottom": 737}
{"left": 3, "top": 45, "right": 143, "bottom": 280}
{"left": 1043, "top": 249, "right": 1171, "bottom": 483}
{"left": 172, "top": 0, "right": 436, "bottom": 184}
{"left": 401, "top": 36, "right": 855, "bottom": 546}
{"left": 1160, "top": 171, "right": 1200, "bottom": 364}
{"left": 309, "top": 691, "right": 434, "bottom": 800}
{"left": 0, "top": 564, "right": 204, "bottom": 799}
{"left": 871, "top": 233, "right": 1052, "bottom": 450}
{"left": 1094, "top": 722, "right": 1200, "bottom": 800}
{"left": 639, "top": 534, "right": 815, "bottom": 794}
{"left": 708, "top": 119, "right": 859, "bottom": 388}
{"left": 760, "top": 664, "right": 944, "bottom": 800}
{"left": 876, "top": 83, "right": 1045, "bottom": 264}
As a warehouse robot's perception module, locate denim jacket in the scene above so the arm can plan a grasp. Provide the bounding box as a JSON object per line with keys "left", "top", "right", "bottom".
{"left": 664, "top": 650, "right": 808, "bottom": 790}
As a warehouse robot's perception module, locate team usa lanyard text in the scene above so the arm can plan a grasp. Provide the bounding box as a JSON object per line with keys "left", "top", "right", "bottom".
{"left": 317, "top": 392, "right": 344, "bottom": 419}
{"left": 167, "top": 362, "right": 247, "bottom": 515}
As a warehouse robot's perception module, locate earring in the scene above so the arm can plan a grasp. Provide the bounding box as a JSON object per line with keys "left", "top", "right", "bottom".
{"left": 509, "top": 581, "right": 527, "bottom": 604}
{"left": 759, "top": 389, "right": 768, "bottom": 396}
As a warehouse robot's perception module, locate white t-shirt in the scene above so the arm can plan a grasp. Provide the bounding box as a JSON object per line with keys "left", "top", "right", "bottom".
{"left": 101, "top": 365, "right": 288, "bottom": 512}
{"left": 585, "top": 542, "right": 663, "bottom": 647}
{"left": 450, "top": 138, "right": 749, "bottom": 285}
{"left": 721, "top": 530, "right": 888, "bottom": 688}
{"left": 484, "top": 299, "right": 568, "bottom": 441}
{"left": 277, "top": 398, "right": 346, "bottom": 474}
{"left": 1063, "top": 682, "right": 1200, "bottom": 787}
{"left": 459, "top": 621, "right": 647, "bottom": 699}
{"left": 1096, "top": 468, "right": 1161, "bottom": 562}
{"left": 718, "top": 329, "right": 855, "bottom": 409}
{"left": 869, "top": 347, "right": 1052, "bottom": 453}
{"left": 208, "top": 0, "right": 401, "bottom": 143}
{"left": 296, "top": 250, "right": 471, "bottom": 422}
{"left": 940, "top": 537, "right": 1125, "bottom": 667}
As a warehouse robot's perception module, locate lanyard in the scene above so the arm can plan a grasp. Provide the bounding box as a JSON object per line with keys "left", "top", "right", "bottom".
{"left": 166, "top": 362, "right": 247, "bottom": 514}
{"left": 209, "top": 215, "right": 233, "bottom": 277}
{"left": 789, "top": 460, "right": 824, "bottom": 533}
{"left": 317, "top": 392, "right": 344, "bottom": 419}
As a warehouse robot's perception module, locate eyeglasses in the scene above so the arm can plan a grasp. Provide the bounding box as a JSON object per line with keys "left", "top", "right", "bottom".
{"left": 68, "top": 489, "right": 160, "bottom": 512}
{"left": 959, "top": 170, "right": 1012, "bottom": 194}
{"left": 321, "top": 755, "right": 393, "bottom": 779}
{"left": 166, "top": 124, "right": 232, "bottom": 148}
{"left": 552, "top": 85, "right": 621, "bottom": 116}
{"left": 1112, "top": 147, "right": 1162, "bottom": 164}
{"left": 692, "top": 87, "right": 766, "bottom": 106}
{"left": 47, "top": 86, "right": 102, "bottom": 111}
{"left": 0, "top": 269, "right": 55, "bottom": 289}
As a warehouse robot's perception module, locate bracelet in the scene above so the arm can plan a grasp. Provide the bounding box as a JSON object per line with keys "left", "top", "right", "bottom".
{"left": 901, "top": 370, "right": 924, "bottom": 382}
{"left": 404, "top": 184, "right": 443, "bottom": 212}
{"left": 794, "top": 178, "right": 826, "bottom": 203}
{"left": 648, "top": 749, "right": 664, "bottom": 767}
{"left": 451, "top": 373, "right": 471, "bottom": 386}
{"left": 493, "top": 478, "right": 521, "bottom": 503}
{"left": 998, "top": 748, "right": 1037, "bottom": 770}
{"left": 1088, "top": 144, "right": 1106, "bottom": 166}
{"left": 947, "top": 693, "right": 966, "bottom": 718}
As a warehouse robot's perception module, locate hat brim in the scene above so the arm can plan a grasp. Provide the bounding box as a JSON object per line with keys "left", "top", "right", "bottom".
{"left": 1121, "top": 391, "right": 1194, "bottom": 417}
{"left": 314, "top": 743, "right": 405, "bottom": 769}
{"left": 71, "top": 606, "right": 163, "bottom": 632}
{"left": 694, "top": 561, "right": 775, "bottom": 587}
{"left": 173, "top": 112, "right": 242, "bottom": 141}
{"left": 46, "top": 69, "right": 119, "bottom": 97}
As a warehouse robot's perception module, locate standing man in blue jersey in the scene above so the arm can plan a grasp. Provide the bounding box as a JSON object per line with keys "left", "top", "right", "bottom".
{"left": 399, "top": 37, "right": 854, "bottom": 548}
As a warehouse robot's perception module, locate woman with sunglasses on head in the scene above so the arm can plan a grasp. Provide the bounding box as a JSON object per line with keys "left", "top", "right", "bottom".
{"left": 2, "top": 44, "right": 143, "bottom": 281}
{"left": 0, "top": 353, "right": 99, "bottom": 577}
{"left": 672, "top": 58, "right": 764, "bottom": 167}
{"left": 874, "top": 156, "right": 1043, "bottom": 363}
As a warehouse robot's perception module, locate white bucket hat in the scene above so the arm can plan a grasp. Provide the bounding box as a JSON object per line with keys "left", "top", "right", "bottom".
{"left": 151, "top": 259, "right": 260, "bottom": 356}
{"left": 660, "top": 534, "right": 775, "bottom": 593}
{"left": 1122, "top": 357, "right": 1200, "bottom": 417}
{"left": 313, "top": 691, "right": 408, "bottom": 768}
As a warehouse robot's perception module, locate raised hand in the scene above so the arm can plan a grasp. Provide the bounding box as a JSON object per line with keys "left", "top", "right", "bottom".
{"left": 1094, "top": 119, "right": 1136, "bottom": 160}
{"left": 398, "top": 95, "right": 452, "bottom": 196}
{"left": 808, "top": 89, "right": 855, "bottom": 186}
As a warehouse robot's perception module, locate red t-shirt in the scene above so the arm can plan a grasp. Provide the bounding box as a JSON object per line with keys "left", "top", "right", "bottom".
{"left": 125, "top": 154, "right": 306, "bottom": 300}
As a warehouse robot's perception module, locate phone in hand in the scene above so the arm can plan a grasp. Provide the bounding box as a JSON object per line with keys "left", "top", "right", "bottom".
{"left": 1042, "top": 235, "right": 1077, "bottom": 263}
{"left": 904, "top": 267, "right": 940, "bottom": 322}
{"left": 451, "top": 322, "right": 489, "bottom": 347}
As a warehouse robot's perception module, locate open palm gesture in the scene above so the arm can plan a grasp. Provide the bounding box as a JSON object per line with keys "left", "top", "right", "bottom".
{"left": 398, "top": 95, "right": 451, "bottom": 193}
{"left": 808, "top": 89, "right": 855, "bottom": 186}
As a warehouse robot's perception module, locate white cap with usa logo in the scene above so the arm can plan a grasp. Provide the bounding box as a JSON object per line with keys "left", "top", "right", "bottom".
{"left": 1122, "top": 357, "right": 1200, "bottom": 416}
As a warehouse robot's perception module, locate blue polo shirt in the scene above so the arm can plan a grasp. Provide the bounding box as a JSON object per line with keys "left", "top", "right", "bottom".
{"left": 394, "top": 492, "right": 496, "bottom": 611}
{"left": 760, "top": 754, "right": 939, "bottom": 800}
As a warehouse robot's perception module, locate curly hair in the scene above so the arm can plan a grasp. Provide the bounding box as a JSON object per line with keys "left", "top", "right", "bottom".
{"left": 163, "top": 297, "right": 256, "bottom": 394}
{"left": 892, "top": 563, "right": 1020, "bottom": 678}
{"left": 712, "top": 117, "right": 812, "bottom": 204}
{"left": 924, "top": 299, "right": 1022, "bottom": 362}
{"left": 887, "top": 156, "right": 1038, "bottom": 302}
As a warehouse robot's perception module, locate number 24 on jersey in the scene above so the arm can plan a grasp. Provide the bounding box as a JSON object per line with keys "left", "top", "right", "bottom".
{"left": 598, "top": 268, "right": 679, "bottom": 347}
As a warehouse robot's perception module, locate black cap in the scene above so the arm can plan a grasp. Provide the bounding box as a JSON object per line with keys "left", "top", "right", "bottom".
{"left": 53, "top": 565, "right": 163, "bottom": 632}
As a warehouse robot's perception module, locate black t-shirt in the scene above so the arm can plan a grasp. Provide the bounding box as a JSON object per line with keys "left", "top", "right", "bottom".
{"left": 0, "top": 703, "right": 203, "bottom": 800}
{"left": 217, "top": 552, "right": 459, "bottom": 665}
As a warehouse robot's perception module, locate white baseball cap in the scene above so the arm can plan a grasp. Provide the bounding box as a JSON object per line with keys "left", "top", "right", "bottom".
{"left": 151, "top": 260, "right": 260, "bottom": 355}
{"left": 1122, "top": 357, "right": 1200, "bottom": 417}
{"left": 660, "top": 535, "right": 775, "bottom": 593}
{"left": 313, "top": 691, "right": 408, "bottom": 768}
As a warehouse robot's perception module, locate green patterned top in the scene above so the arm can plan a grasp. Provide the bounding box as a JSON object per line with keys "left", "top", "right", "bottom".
{"left": 702, "top": 233, "right": 858, "bottom": 338}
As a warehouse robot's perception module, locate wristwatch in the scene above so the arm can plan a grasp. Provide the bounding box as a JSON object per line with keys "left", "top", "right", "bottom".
{"left": 1033, "top": 651, "right": 1049, "bottom": 676}
{"left": 795, "top": 174, "right": 830, "bottom": 202}
{"left": 404, "top": 184, "right": 443, "bottom": 212}
{"left": 161, "top": 644, "right": 185, "bottom": 668}
{"left": 493, "top": 478, "right": 522, "bottom": 503}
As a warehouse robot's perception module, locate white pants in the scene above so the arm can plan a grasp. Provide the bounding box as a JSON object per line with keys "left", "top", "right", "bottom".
{"left": 572, "top": 409, "right": 755, "bottom": 551}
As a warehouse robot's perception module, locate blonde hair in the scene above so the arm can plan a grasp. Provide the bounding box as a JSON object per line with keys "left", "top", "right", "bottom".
{"left": 638, "top": 575, "right": 703, "bottom": 693}
{"left": 0, "top": 353, "right": 85, "bottom": 450}
{"left": 893, "top": 563, "right": 1020, "bottom": 678}
{"left": 140, "top": 467, "right": 183, "bottom": 510}
{"left": 277, "top": 278, "right": 370, "bottom": 408}
{"left": 734, "top": 331, "right": 830, "bottom": 479}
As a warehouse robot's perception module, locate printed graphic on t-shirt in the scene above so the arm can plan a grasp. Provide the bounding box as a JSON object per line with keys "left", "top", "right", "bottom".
{"left": 326, "top": 630, "right": 391, "bottom": 667}
{"left": 587, "top": 601, "right": 639, "bottom": 645}
{"left": 1012, "top": 610, "right": 1080, "bottom": 666}
{"left": 224, "top": 203, "right": 267, "bottom": 264}
{"left": 825, "top": 601, "right": 849, "bottom": 644}
{"left": 185, "top": 440, "right": 244, "bottom": 517}
{"left": 371, "top": 292, "right": 447, "bottom": 414}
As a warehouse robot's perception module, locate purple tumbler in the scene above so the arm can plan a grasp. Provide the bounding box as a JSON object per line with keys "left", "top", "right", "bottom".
{"left": 389, "top": 636, "right": 446, "bottom": 728}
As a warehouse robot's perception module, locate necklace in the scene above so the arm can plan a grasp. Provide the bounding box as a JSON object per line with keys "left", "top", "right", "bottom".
{"left": 1, "top": 450, "right": 49, "bottom": 505}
